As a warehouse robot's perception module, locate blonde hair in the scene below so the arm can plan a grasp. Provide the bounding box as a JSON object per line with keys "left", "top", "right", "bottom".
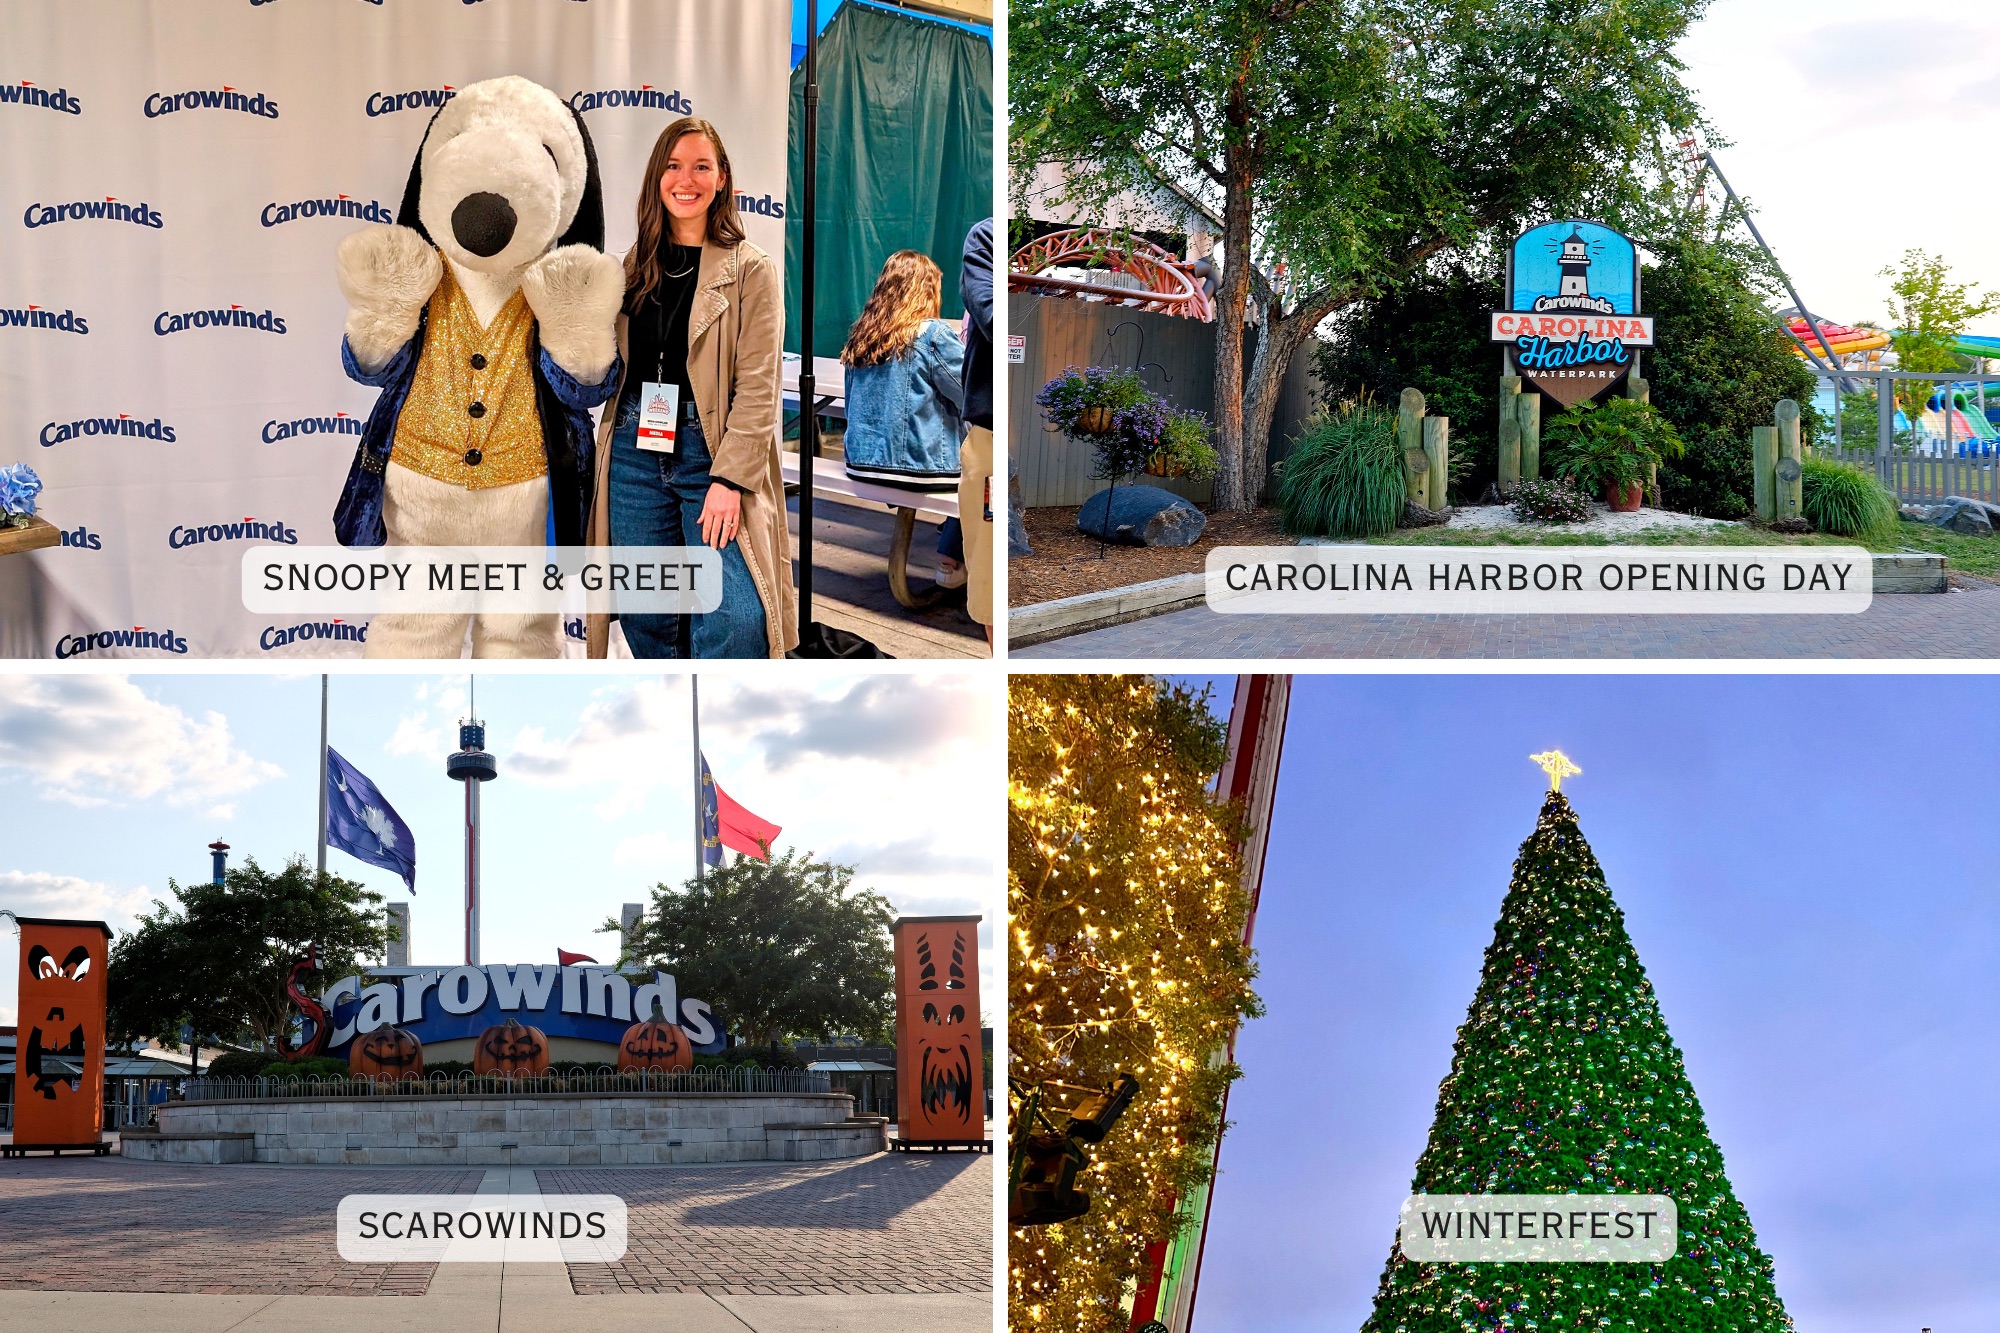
{"left": 624, "top": 117, "right": 747, "bottom": 315}
{"left": 841, "top": 250, "right": 942, "bottom": 367}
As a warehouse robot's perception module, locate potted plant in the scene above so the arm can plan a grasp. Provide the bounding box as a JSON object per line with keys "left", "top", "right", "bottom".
{"left": 1543, "top": 397, "right": 1684, "bottom": 513}
{"left": 1034, "top": 366, "right": 1154, "bottom": 438}
{"left": 1144, "top": 410, "right": 1221, "bottom": 480}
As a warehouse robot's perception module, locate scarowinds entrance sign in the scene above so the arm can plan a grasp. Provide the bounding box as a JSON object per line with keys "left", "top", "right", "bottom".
{"left": 1491, "top": 220, "right": 1654, "bottom": 408}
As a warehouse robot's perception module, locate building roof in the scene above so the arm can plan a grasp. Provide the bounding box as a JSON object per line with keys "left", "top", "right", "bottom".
{"left": 808, "top": 1060, "right": 896, "bottom": 1072}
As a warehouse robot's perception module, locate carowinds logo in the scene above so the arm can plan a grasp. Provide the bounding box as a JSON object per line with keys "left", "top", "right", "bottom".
{"left": 170, "top": 516, "right": 300, "bottom": 550}
{"left": 2, "top": 81, "right": 81, "bottom": 115}
{"left": 2, "top": 305, "right": 88, "bottom": 335}
{"left": 366, "top": 86, "right": 455, "bottom": 117}
{"left": 735, "top": 191, "right": 783, "bottom": 219}
{"left": 24, "top": 197, "right": 163, "bottom": 229}
{"left": 265, "top": 411, "right": 364, "bottom": 443}
{"left": 40, "top": 414, "right": 175, "bottom": 446}
{"left": 144, "top": 86, "right": 280, "bottom": 119}
{"left": 262, "top": 195, "right": 391, "bottom": 227}
{"left": 569, "top": 84, "right": 691, "bottom": 114}
{"left": 261, "top": 619, "right": 367, "bottom": 651}
{"left": 155, "top": 305, "right": 287, "bottom": 335}
{"left": 55, "top": 626, "right": 190, "bottom": 658}
{"left": 58, "top": 525, "right": 104, "bottom": 551}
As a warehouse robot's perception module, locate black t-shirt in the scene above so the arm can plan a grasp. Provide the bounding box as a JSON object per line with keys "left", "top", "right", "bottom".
{"left": 623, "top": 240, "right": 702, "bottom": 414}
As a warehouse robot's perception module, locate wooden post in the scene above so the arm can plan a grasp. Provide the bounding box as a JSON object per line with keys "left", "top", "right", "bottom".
{"left": 1400, "top": 388, "right": 1429, "bottom": 509}
{"left": 1752, "top": 425, "right": 1777, "bottom": 520}
{"left": 1424, "top": 416, "right": 1450, "bottom": 510}
{"left": 1497, "top": 378, "right": 1521, "bottom": 493}
{"left": 1516, "top": 391, "right": 1541, "bottom": 485}
{"left": 1775, "top": 398, "right": 1802, "bottom": 521}
{"left": 1627, "top": 376, "right": 1655, "bottom": 504}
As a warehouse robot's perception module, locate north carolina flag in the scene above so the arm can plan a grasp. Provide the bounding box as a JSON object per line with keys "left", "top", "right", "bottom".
{"left": 701, "top": 752, "right": 781, "bottom": 863}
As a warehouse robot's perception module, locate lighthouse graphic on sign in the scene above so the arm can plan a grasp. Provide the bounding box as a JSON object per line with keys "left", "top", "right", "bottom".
{"left": 1558, "top": 228, "right": 1592, "bottom": 299}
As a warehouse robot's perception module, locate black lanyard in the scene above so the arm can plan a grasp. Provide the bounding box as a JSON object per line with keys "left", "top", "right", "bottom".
{"left": 654, "top": 258, "right": 698, "bottom": 384}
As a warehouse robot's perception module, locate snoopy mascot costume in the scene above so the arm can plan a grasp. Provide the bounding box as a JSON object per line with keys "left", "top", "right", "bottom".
{"left": 332, "top": 75, "right": 624, "bottom": 658}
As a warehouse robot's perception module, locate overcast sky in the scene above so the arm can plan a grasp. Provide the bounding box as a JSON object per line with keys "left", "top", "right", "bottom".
{"left": 1677, "top": 0, "right": 2000, "bottom": 326}
{"left": 1182, "top": 674, "right": 2000, "bottom": 1333}
{"left": 0, "top": 670, "right": 999, "bottom": 1029}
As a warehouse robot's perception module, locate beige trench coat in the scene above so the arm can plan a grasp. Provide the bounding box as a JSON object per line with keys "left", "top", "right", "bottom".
{"left": 585, "top": 239, "right": 800, "bottom": 658}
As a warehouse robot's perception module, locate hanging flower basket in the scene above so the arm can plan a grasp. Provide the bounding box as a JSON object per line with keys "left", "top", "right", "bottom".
{"left": 1143, "top": 450, "right": 1186, "bottom": 478}
{"left": 1076, "top": 406, "right": 1119, "bottom": 436}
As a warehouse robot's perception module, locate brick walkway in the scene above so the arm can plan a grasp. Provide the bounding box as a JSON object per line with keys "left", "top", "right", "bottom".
{"left": 0, "top": 1157, "right": 480, "bottom": 1295}
{"left": 1013, "top": 581, "right": 2000, "bottom": 658}
{"left": 546, "top": 1153, "right": 993, "bottom": 1296}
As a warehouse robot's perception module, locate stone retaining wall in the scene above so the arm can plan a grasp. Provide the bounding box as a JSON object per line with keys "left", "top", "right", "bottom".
{"left": 131, "top": 1092, "right": 879, "bottom": 1166}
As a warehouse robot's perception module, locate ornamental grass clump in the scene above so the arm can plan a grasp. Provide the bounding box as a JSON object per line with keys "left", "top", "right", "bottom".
{"left": 1801, "top": 455, "right": 1899, "bottom": 539}
{"left": 1277, "top": 400, "right": 1404, "bottom": 539}
{"left": 1510, "top": 477, "right": 1592, "bottom": 524}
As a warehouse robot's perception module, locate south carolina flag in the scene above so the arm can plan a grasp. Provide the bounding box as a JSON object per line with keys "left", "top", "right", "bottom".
{"left": 700, "top": 753, "right": 781, "bottom": 864}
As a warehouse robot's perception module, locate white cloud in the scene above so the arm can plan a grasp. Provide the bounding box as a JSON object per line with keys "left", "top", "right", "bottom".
{"left": 823, "top": 836, "right": 992, "bottom": 878}
{"left": 0, "top": 677, "right": 281, "bottom": 816}
{"left": 0, "top": 870, "right": 158, "bottom": 1025}
{"left": 382, "top": 679, "right": 467, "bottom": 758}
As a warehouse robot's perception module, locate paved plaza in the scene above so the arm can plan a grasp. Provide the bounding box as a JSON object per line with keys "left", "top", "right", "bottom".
{"left": 0, "top": 1151, "right": 993, "bottom": 1331}
{"left": 1014, "top": 580, "right": 2000, "bottom": 658}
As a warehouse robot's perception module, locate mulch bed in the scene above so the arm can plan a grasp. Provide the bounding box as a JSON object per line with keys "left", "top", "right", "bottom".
{"left": 1011, "top": 505, "right": 1293, "bottom": 606}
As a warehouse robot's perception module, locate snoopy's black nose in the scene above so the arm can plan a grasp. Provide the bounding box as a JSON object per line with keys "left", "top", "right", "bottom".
{"left": 451, "top": 192, "right": 517, "bottom": 257}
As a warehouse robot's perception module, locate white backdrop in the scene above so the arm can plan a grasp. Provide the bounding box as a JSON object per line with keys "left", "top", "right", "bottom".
{"left": 0, "top": 0, "right": 789, "bottom": 658}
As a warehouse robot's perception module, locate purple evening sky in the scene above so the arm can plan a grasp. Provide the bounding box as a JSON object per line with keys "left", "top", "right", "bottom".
{"left": 1171, "top": 674, "right": 2000, "bottom": 1333}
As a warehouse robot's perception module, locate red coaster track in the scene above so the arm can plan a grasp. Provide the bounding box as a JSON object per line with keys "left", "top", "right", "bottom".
{"left": 1008, "top": 228, "right": 1215, "bottom": 322}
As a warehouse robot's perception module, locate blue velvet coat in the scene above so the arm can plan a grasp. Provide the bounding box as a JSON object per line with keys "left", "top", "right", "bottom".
{"left": 333, "top": 305, "right": 621, "bottom": 547}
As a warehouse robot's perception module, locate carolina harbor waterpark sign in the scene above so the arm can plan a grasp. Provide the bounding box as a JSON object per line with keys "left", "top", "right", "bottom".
{"left": 316, "top": 964, "right": 725, "bottom": 1055}
{"left": 1491, "top": 220, "right": 1654, "bottom": 408}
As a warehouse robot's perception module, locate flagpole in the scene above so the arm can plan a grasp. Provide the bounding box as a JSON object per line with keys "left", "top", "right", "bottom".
{"left": 692, "top": 675, "right": 703, "bottom": 886}
{"left": 317, "top": 674, "right": 328, "bottom": 878}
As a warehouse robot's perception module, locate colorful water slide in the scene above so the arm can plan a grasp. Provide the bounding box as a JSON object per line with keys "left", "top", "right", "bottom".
{"left": 1785, "top": 316, "right": 1891, "bottom": 359}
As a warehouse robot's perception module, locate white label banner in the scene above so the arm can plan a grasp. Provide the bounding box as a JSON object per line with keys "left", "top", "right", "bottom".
{"left": 337, "top": 1193, "right": 626, "bottom": 1264}
{"left": 1491, "top": 312, "right": 1655, "bottom": 345}
{"left": 1205, "top": 546, "right": 1872, "bottom": 614}
{"left": 241, "top": 545, "right": 723, "bottom": 614}
{"left": 1399, "top": 1194, "right": 1677, "bottom": 1263}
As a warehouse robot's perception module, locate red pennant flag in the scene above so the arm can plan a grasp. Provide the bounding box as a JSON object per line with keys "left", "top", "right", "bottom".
{"left": 557, "top": 948, "right": 596, "bottom": 965}
{"left": 714, "top": 781, "right": 781, "bottom": 860}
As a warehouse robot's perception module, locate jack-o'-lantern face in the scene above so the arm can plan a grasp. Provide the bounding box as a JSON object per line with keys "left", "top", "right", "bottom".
{"left": 914, "top": 929, "right": 967, "bottom": 993}
{"left": 894, "top": 918, "right": 984, "bottom": 1143}
{"left": 917, "top": 999, "right": 973, "bottom": 1123}
{"left": 24, "top": 944, "right": 95, "bottom": 1100}
{"left": 618, "top": 1018, "right": 692, "bottom": 1072}
{"left": 474, "top": 1020, "right": 548, "bottom": 1075}
{"left": 350, "top": 1026, "right": 424, "bottom": 1079}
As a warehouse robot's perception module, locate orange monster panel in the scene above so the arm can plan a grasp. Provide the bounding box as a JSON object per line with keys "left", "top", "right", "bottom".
{"left": 14, "top": 918, "right": 112, "bottom": 1148}
{"left": 891, "top": 916, "right": 983, "bottom": 1143}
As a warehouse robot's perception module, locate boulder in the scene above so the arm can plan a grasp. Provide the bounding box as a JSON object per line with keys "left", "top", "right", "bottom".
{"left": 1933, "top": 496, "right": 1995, "bottom": 537}
{"left": 1077, "top": 484, "right": 1208, "bottom": 547}
{"left": 1400, "top": 500, "right": 1450, "bottom": 528}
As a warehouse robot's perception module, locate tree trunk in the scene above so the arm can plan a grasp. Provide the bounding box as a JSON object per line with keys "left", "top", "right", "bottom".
{"left": 1210, "top": 145, "right": 1256, "bottom": 511}
{"left": 1241, "top": 305, "right": 1316, "bottom": 506}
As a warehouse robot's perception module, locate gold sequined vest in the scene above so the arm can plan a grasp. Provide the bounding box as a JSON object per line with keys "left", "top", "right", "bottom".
{"left": 390, "top": 260, "right": 547, "bottom": 489}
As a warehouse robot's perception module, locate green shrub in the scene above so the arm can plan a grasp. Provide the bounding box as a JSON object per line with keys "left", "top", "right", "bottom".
{"left": 1277, "top": 401, "right": 1406, "bottom": 539}
{"left": 1511, "top": 478, "right": 1592, "bottom": 524}
{"left": 256, "top": 1056, "right": 349, "bottom": 1080}
{"left": 1802, "top": 455, "right": 1899, "bottom": 538}
{"left": 205, "top": 1049, "right": 273, "bottom": 1079}
{"left": 1543, "top": 398, "right": 1685, "bottom": 496}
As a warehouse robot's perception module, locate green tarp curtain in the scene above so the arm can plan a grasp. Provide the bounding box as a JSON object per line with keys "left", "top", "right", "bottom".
{"left": 785, "top": 1, "right": 993, "bottom": 358}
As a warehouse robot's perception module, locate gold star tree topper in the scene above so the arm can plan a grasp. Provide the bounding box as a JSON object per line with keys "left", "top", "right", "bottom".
{"left": 1529, "top": 749, "right": 1581, "bottom": 792}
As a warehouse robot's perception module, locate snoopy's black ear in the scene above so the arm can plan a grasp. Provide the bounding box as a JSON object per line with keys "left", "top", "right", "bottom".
{"left": 395, "top": 101, "right": 452, "bottom": 244}
{"left": 556, "top": 103, "right": 605, "bottom": 251}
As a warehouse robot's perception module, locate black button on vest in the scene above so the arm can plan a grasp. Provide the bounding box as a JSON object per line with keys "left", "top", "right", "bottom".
{"left": 469, "top": 354, "right": 487, "bottom": 370}
{"left": 468, "top": 401, "right": 486, "bottom": 418}
{"left": 464, "top": 449, "right": 483, "bottom": 466}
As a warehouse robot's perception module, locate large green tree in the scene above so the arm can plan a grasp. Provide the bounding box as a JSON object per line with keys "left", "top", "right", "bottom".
{"left": 1362, "top": 788, "right": 1791, "bottom": 1333}
{"left": 108, "top": 857, "right": 390, "bottom": 1054}
{"left": 616, "top": 850, "right": 895, "bottom": 1047}
{"left": 1012, "top": 0, "right": 1711, "bottom": 510}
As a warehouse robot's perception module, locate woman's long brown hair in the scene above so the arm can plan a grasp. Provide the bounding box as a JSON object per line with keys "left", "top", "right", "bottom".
{"left": 841, "top": 250, "right": 943, "bottom": 367}
{"left": 624, "top": 117, "right": 747, "bottom": 315}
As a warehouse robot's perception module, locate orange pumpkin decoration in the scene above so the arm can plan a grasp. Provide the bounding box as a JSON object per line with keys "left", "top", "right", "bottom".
{"left": 474, "top": 1020, "right": 549, "bottom": 1076}
{"left": 350, "top": 1025, "right": 424, "bottom": 1080}
{"left": 617, "top": 1017, "right": 693, "bottom": 1072}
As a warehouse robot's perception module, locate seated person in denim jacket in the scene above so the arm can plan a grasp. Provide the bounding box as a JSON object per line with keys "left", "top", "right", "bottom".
{"left": 839, "top": 250, "right": 965, "bottom": 493}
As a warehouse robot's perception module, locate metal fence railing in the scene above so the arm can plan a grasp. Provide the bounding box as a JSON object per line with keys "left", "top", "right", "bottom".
{"left": 1811, "top": 367, "right": 2000, "bottom": 505}
{"left": 179, "top": 1065, "right": 833, "bottom": 1102}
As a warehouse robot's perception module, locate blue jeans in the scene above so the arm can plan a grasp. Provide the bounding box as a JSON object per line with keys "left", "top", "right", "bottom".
{"left": 608, "top": 395, "right": 769, "bottom": 658}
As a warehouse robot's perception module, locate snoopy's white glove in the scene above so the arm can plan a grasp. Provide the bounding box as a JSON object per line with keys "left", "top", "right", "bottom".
{"left": 335, "top": 224, "right": 442, "bottom": 374}
{"left": 521, "top": 245, "right": 627, "bottom": 384}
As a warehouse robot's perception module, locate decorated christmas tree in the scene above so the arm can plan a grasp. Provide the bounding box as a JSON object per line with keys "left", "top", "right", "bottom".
{"left": 1362, "top": 757, "right": 1792, "bottom": 1333}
